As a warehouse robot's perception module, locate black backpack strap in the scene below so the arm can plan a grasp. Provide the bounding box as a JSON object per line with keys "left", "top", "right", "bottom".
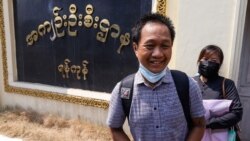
{"left": 171, "top": 70, "right": 193, "bottom": 130}
{"left": 120, "top": 70, "right": 192, "bottom": 129}
{"left": 120, "top": 73, "right": 135, "bottom": 119}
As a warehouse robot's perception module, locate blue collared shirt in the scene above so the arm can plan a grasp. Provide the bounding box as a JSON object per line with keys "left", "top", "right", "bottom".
{"left": 107, "top": 69, "right": 205, "bottom": 141}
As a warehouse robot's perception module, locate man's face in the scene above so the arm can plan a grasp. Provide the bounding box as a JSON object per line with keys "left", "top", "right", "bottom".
{"left": 133, "top": 22, "right": 173, "bottom": 73}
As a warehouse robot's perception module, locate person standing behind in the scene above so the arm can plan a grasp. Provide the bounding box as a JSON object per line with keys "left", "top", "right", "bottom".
{"left": 193, "top": 45, "right": 243, "bottom": 141}
{"left": 106, "top": 13, "right": 205, "bottom": 141}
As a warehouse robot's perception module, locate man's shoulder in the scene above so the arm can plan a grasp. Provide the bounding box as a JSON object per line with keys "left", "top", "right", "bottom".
{"left": 170, "top": 69, "right": 186, "bottom": 75}
{"left": 170, "top": 70, "right": 190, "bottom": 84}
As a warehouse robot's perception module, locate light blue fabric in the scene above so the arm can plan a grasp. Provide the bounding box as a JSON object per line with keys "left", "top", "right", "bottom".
{"left": 194, "top": 72, "right": 200, "bottom": 76}
{"left": 139, "top": 64, "right": 166, "bottom": 83}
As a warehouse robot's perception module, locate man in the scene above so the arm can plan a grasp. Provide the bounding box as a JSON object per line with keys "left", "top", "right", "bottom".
{"left": 106, "top": 13, "right": 205, "bottom": 141}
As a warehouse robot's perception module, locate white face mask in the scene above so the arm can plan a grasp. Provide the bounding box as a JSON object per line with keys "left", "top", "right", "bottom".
{"left": 139, "top": 64, "right": 166, "bottom": 83}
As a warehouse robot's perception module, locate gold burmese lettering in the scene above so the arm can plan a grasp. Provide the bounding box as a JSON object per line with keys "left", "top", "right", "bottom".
{"left": 53, "top": 6, "right": 65, "bottom": 38}
{"left": 58, "top": 59, "right": 89, "bottom": 80}
{"left": 96, "top": 19, "right": 110, "bottom": 42}
{"left": 26, "top": 30, "right": 38, "bottom": 46}
{"left": 68, "top": 4, "right": 77, "bottom": 36}
{"left": 37, "top": 21, "right": 51, "bottom": 37}
{"left": 110, "top": 24, "right": 120, "bottom": 38}
{"left": 70, "top": 65, "right": 81, "bottom": 80}
{"left": 58, "top": 58, "right": 71, "bottom": 78}
{"left": 50, "top": 19, "right": 56, "bottom": 41}
{"left": 117, "top": 33, "right": 130, "bottom": 54}
{"left": 82, "top": 60, "right": 89, "bottom": 80}
{"left": 83, "top": 4, "right": 94, "bottom": 28}
{"left": 26, "top": 3, "right": 130, "bottom": 54}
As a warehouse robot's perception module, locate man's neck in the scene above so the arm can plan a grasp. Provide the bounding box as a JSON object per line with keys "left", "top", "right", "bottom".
{"left": 200, "top": 76, "right": 207, "bottom": 83}
{"left": 142, "top": 76, "right": 160, "bottom": 89}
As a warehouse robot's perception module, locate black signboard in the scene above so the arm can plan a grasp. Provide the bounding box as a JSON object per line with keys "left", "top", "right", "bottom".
{"left": 13, "top": 0, "right": 152, "bottom": 93}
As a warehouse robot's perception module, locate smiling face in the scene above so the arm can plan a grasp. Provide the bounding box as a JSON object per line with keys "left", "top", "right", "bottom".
{"left": 133, "top": 22, "right": 173, "bottom": 73}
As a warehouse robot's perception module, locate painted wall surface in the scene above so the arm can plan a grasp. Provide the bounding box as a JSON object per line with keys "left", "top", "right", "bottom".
{"left": 169, "top": 0, "right": 237, "bottom": 77}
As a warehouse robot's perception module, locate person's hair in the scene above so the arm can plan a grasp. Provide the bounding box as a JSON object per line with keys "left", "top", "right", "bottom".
{"left": 197, "top": 45, "right": 224, "bottom": 66}
{"left": 131, "top": 13, "right": 175, "bottom": 44}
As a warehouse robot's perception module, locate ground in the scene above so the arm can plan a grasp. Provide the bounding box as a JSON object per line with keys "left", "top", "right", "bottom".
{"left": 0, "top": 107, "right": 112, "bottom": 141}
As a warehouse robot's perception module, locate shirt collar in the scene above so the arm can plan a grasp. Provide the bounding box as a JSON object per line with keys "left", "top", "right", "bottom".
{"left": 134, "top": 67, "right": 173, "bottom": 86}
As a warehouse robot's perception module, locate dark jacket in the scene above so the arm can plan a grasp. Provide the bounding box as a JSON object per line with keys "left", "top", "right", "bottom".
{"left": 193, "top": 75, "right": 243, "bottom": 129}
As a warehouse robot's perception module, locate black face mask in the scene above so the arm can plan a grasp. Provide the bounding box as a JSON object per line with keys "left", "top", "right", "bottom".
{"left": 198, "top": 60, "right": 220, "bottom": 78}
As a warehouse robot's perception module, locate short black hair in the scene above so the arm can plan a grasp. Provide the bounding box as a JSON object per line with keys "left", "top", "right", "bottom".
{"left": 197, "top": 45, "right": 224, "bottom": 66}
{"left": 131, "top": 13, "right": 175, "bottom": 44}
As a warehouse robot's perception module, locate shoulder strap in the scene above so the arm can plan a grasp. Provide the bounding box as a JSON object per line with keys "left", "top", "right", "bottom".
{"left": 171, "top": 70, "right": 192, "bottom": 130}
{"left": 120, "top": 70, "right": 192, "bottom": 130}
{"left": 120, "top": 73, "right": 135, "bottom": 119}
{"left": 222, "top": 77, "right": 226, "bottom": 98}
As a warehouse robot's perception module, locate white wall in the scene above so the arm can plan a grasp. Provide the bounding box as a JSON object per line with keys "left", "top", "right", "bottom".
{"left": 168, "top": 0, "right": 237, "bottom": 77}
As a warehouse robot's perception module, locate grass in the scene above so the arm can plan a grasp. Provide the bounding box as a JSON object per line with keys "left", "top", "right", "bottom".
{"left": 0, "top": 107, "right": 112, "bottom": 141}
